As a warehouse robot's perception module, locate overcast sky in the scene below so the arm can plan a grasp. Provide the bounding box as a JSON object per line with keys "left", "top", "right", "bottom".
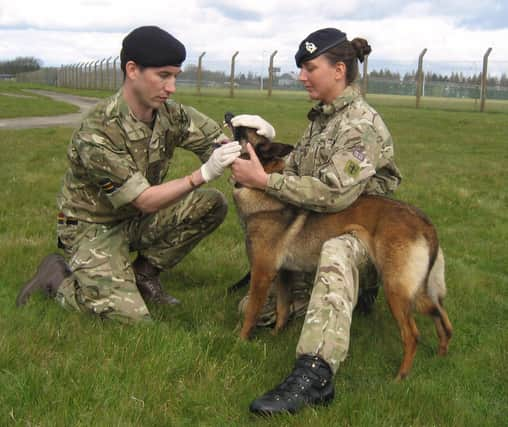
{"left": 1, "top": 0, "right": 507, "bottom": 76}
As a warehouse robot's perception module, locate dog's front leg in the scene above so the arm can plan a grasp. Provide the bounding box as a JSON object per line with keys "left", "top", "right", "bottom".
{"left": 240, "top": 263, "right": 278, "bottom": 340}
{"left": 273, "top": 270, "right": 292, "bottom": 335}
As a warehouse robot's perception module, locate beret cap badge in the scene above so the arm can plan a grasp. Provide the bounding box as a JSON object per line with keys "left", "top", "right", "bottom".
{"left": 305, "top": 42, "right": 318, "bottom": 54}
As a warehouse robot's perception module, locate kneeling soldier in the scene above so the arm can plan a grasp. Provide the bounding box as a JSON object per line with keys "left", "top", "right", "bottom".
{"left": 16, "top": 26, "right": 241, "bottom": 323}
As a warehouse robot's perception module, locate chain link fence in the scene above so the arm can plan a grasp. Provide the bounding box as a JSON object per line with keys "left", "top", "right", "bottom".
{"left": 15, "top": 51, "right": 508, "bottom": 112}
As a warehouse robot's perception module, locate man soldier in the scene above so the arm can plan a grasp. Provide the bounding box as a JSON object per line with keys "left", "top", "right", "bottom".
{"left": 16, "top": 26, "right": 252, "bottom": 323}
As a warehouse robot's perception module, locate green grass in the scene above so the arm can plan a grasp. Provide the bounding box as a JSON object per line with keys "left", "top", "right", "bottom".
{"left": 0, "top": 82, "right": 79, "bottom": 118}
{"left": 13, "top": 81, "right": 508, "bottom": 113}
{"left": 1, "top": 88, "right": 507, "bottom": 426}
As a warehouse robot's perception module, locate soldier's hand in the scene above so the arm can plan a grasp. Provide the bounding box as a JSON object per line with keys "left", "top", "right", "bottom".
{"left": 231, "top": 143, "right": 269, "bottom": 189}
{"left": 200, "top": 141, "right": 241, "bottom": 182}
{"left": 230, "top": 114, "right": 276, "bottom": 140}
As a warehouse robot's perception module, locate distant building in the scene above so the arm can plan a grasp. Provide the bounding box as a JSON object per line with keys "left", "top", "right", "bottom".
{"left": 278, "top": 72, "right": 299, "bottom": 87}
{"left": 0, "top": 74, "right": 15, "bottom": 80}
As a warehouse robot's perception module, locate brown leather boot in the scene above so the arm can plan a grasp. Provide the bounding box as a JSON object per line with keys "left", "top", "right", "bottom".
{"left": 132, "top": 256, "right": 180, "bottom": 305}
{"left": 16, "top": 253, "right": 71, "bottom": 306}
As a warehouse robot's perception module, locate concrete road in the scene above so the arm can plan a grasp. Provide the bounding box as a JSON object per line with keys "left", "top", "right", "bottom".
{"left": 0, "top": 89, "right": 100, "bottom": 130}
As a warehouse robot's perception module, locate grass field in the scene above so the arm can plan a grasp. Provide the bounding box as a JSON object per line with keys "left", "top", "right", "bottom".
{"left": 0, "top": 85, "right": 507, "bottom": 426}
{"left": 0, "top": 82, "right": 79, "bottom": 118}
{"left": 5, "top": 80, "right": 508, "bottom": 114}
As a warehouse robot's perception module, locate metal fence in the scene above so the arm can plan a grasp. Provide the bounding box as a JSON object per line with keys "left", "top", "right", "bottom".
{"left": 15, "top": 48, "right": 508, "bottom": 112}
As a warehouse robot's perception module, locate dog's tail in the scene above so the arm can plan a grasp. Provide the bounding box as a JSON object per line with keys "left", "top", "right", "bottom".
{"left": 425, "top": 247, "right": 446, "bottom": 305}
{"left": 227, "top": 271, "right": 251, "bottom": 294}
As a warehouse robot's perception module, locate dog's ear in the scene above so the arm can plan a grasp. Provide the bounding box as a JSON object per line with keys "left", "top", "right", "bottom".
{"left": 255, "top": 142, "right": 294, "bottom": 161}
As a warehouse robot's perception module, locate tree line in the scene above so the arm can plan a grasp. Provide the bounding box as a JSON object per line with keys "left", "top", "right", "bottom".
{"left": 179, "top": 64, "right": 508, "bottom": 88}
{"left": 369, "top": 69, "right": 508, "bottom": 87}
{"left": 0, "top": 57, "right": 42, "bottom": 75}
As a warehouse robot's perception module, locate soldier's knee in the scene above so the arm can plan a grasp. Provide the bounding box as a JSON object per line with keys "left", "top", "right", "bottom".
{"left": 322, "top": 234, "right": 357, "bottom": 254}
{"left": 105, "top": 310, "right": 152, "bottom": 324}
{"left": 319, "top": 233, "right": 369, "bottom": 271}
{"left": 199, "top": 188, "right": 228, "bottom": 223}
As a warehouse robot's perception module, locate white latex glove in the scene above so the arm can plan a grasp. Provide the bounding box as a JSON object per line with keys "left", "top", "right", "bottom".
{"left": 200, "top": 141, "right": 242, "bottom": 182}
{"left": 230, "top": 114, "right": 276, "bottom": 140}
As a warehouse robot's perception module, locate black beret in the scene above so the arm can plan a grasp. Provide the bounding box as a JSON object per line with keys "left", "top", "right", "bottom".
{"left": 295, "top": 28, "right": 347, "bottom": 67}
{"left": 120, "top": 26, "right": 186, "bottom": 72}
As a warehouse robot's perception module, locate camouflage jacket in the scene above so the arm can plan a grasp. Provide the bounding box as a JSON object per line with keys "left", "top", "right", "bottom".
{"left": 57, "top": 89, "right": 225, "bottom": 223}
{"left": 265, "top": 85, "right": 402, "bottom": 213}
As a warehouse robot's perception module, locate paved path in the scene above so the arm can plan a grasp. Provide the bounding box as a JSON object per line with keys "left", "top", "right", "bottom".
{"left": 0, "top": 89, "right": 100, "bottom": 130}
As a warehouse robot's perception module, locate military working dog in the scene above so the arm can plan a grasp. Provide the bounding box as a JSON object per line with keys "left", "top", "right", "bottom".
{"left": 227, "top": 114, "right": 453, "bottom": 380}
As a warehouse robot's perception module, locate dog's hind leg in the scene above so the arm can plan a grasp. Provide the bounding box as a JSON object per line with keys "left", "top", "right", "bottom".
{"left": 273, "top": 270, "right": 292, "bottom": 335}
{"left": 384, "top": 280, "right": 419, "bottom": 381}
{"left": 433, "top": 305, "right": 453, "bottom": 356}
{"left": 415, "top": 294, "right": 452, "bottom": 356}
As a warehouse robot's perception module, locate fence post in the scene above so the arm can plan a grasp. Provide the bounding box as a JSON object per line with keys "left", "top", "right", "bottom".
{"left": 62, "top": 66, "right": 67, "bottom": 87}
{"left": 93, "top": 59, "right": 100, "bottom": 89}
{"left": 362, "top": 54, "right": 369, "bottom": 97}
{"left": 86, "top": 61, "right": 93, "bottom": 89}
{"left": 230, "top": 51, "right": 239, "bottom": 98}
{"left": 480, "top": 47, "right": 492, "bottom": 112}
{"left": 56, "top": 66, "right": 61, "bottom": 87}
{"left": 70, "top": 64, "right": 75, "bottom": 88}
{"left": 75, "top": 63, "right": 80, "bottom": 88}
{"left": 112, "top": 56, "right": 119, "bottom": 90}
{"left": 73, "top": 64, "right": 79, "bottom": 88}
{"left": 197, "top": 51, "right": 206, "bottom": 95}
{"left": 76, "top": 63, "right": 81, "bottom": 88}
{"left": 416, "top": 48, "right": 427, "bottom": 108}
{"left": 67, "top": 65, "right": 73, "bottom": 87}
{"left": 99, "top": 58, "right": 106, "bottom": 89}
{"left": 267, "top": 50, "right": 278, "bottom": 97}
{"left": 104, "top": 57, "right": 112, "bottom": 90}
{"left": 79, "top": 63, "right": 86, "bottom": 89}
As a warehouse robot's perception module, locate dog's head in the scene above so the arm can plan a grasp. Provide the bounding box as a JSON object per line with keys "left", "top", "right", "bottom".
{"left": 224, "top": 111, "right": 270, "bottom": 153}
{"left": 224, "top": 112, "right": 293, "bottom": 174}
{"left": 253, "top": 141, "right": 294, "bottom": 174}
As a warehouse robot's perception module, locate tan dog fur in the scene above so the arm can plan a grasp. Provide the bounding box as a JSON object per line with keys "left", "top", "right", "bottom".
{"left": 232, "top": 130, "right": 453, "bottom": 381}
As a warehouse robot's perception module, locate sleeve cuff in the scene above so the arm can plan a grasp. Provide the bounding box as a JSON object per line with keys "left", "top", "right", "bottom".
{"left": 265, "top": 173, "right": 284, "bottom": 195}
{"left": 108, "top": 172, "right": 151, "bottom": 209}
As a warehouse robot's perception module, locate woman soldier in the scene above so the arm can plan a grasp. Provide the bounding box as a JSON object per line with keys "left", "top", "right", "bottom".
{"left": 231, "top": 27, "right": 402, "bottom": 415}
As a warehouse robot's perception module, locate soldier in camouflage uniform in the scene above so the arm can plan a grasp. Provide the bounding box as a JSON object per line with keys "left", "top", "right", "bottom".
{"left": 16, "top": 26, "right": 244, "bottom": 323}
{"left": 231, "top": 28, "right": 402, "bottom": 415}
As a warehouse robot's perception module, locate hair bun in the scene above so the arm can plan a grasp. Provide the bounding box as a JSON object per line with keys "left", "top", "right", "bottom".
{"left": 351, "top": 38, "right": 371, "bottom": 63}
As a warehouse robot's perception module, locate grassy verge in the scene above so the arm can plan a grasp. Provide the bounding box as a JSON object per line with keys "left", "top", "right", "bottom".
{"left": 0, "top": 82, "right": 79, "bottom": 118}
{"left": 0, "top": 91, "right": 507, "bottom": 426}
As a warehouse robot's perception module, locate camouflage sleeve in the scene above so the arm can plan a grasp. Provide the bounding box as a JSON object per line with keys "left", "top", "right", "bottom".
{"left": 265, "top": 123, "right": 380, "bottom": 213}
{"left": 74, "top": 129, "right": 150, "bottom": 209}
{"left": 282, "top": 150, "right": 298, "bottom": 176}
{"left": 177, "top": 105, "right": 227, "bottom": 163}
{"left": 363, "top": 161, "right": 402, "bottom": 195}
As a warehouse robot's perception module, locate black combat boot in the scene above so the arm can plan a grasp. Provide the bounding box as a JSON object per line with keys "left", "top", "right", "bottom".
{"left": 356, "top": 263, "right": 380, "bottom": 314}
{"left": 249, "top": 354, "right": 334, "bottom": 415}
{"left": 16, "top": 253, "right": 71, "bottom": 306}
{"left": 356, "top": 285, "right": 379, "bottom": 314}
{"left": 132, "top": 256, "right": 180, "bottom": 305}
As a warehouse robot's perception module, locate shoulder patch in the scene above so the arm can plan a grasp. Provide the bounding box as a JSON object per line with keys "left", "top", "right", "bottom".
{"left": 344, "top": 159, "right": 360, "bottom": 178}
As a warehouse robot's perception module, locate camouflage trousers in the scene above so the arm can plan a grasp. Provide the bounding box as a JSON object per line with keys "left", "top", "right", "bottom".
{"left": 56, "top": 189, "right": 227, "bottom": 324}
{"left": 239, "top": 233, "right": 373, "bottom": 374}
